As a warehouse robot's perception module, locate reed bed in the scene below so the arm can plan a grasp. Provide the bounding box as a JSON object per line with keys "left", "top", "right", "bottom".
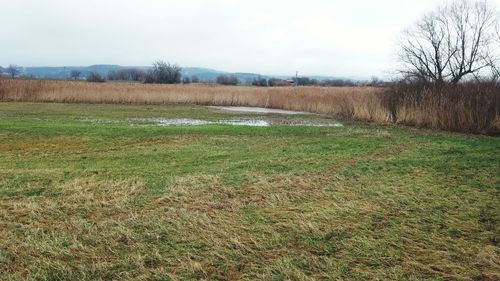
{"left": 0, "top": 79, "right": 389, "bottom": 120}
{"left": 0, "top": 79, "right": 498, "bottom": 134}
{"left": 385, "top": 83, "right": 500, "bottom": 135}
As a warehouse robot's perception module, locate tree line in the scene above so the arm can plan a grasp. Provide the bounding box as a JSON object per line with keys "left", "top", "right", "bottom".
{"left": 1, "top": 62, "right": 371, "bottom": 87}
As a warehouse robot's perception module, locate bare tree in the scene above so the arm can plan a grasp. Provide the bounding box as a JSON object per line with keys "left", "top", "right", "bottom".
{"left": 497, "top": 23, "right": 500, "bottom": 43}
{"left": 191, "top": 75, "right": 200, "bottom": 83}
{"left": 492, "top": 23, "right": 500, "bottom": 80}
{"left": 399, "top": 0, "right": 498, "bottom": 84}
{"left": 6, "top": 64, "right": 20, "bottom": 79}
{"left": 70, "top": 70, "right": 81, "bottom": 80}
{"left": 144, "top": 61, "right": 182, "bottom": 84}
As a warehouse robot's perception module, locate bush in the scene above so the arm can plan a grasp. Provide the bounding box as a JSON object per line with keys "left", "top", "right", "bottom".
{"left": 86, "top": 72, "right": 106, "bottom": 83}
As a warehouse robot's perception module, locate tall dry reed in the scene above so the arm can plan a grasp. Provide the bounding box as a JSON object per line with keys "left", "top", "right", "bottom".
{"left": 384, "top": 82, "right": 500, "bottom": 135}
{"left": 0, "top": 79, "right": 389, "bottom": 121}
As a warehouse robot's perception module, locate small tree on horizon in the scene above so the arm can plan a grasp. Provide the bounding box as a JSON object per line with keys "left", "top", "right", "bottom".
{"left": 6, "top": 64, "right": 20, "bottom": 79}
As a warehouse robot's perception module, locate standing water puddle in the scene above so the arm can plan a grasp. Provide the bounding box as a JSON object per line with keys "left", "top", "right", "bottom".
{"left": 77, "top": 117, "right": 342, "bottom": 127}
{"left": 210, "top": 106, "right": 308, "bottom": 115}
{"left": 148, "top": 118, "right": 270, "bottom": 127}
{"left": 76, "top": 105, "right": 343, "bottom": 127}
{"left": 144, "top": 118, "right": 342, "bottom": 127}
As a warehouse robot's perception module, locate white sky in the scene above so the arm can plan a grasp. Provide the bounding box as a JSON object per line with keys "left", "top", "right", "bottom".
{"left": 1, "top": 0, "right": 499, "bottom": 78}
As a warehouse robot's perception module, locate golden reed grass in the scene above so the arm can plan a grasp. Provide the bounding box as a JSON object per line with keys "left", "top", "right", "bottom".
{"left": 0, "top": 79, "right": 498, "bottom": 134}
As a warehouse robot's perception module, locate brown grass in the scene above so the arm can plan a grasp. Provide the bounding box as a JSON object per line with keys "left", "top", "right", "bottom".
{"left": 0, "top": 79, "right": 499, "bottom": 134}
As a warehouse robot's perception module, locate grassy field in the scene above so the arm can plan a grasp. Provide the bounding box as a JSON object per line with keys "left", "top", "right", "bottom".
{"left": 0, "top": 102, "right": 499, "bottom": 280}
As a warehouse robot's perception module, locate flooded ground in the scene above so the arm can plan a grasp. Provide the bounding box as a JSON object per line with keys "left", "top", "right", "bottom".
{"left": 77, "top": 117, "right": 342, "bottom": 127}
{"left": 75, "top": 106, "right": 342, "bottom": 127}
{"left": 147, "top": 118, "right": 270, "bottom": 127}
{"left": 210, "top": 106, "right": 307, "bottom": 115}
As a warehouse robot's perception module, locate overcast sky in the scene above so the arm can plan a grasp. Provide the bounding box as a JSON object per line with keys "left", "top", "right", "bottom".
{"left": 1, "top": 0, "right": 499, "bottom": 78}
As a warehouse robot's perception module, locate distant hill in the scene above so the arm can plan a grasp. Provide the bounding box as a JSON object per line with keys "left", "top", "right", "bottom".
{"left": 181, "top": 67, "right": 226, "bottom": 81}
{"left": 23, "top": 65, "right": 132, "bottom": 79}
{"left": 20, "top": 65, "right": 230, "bottom": 81}
{"left": 16, "top": 64, "right": 356, "bottom": 82}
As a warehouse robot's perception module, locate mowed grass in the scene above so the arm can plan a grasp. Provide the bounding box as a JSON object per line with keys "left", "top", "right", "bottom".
{"left": 0, "top": 102, "right": 498, "bottom": 280}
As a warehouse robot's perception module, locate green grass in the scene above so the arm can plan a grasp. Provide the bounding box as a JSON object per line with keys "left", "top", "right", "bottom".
{"left": 0, "top": 102, "right": 498, "bottom": 280}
